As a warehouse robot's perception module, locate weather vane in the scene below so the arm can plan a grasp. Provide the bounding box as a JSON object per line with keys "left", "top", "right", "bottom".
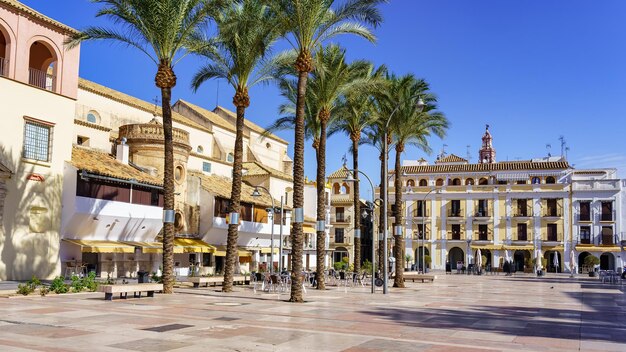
{"left": 341, "top": 154, "right": 347, "bottom": 167}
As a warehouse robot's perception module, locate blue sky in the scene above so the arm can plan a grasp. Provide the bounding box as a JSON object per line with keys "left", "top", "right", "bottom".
{"left": 23, "top": 0, "right": 626, "bottom": 191}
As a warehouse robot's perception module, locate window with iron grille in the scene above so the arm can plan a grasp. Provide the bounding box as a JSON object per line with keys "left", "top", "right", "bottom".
{"left": 23, "top": 119, "right": 52, "bottom": 162}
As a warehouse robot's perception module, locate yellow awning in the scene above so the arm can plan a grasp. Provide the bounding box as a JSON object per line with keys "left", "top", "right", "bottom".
{"left": 260, "top": 247, "right": 279, "bottom": 254}
{"left": 122, "top": 241, "right": 163, "bottom": 254}
{"left": 542, "top": 245, "right": 564, "bottom": 251}
{"left": 303, "top": 225, "right": 316, "bottom": 234}
{"left": 214, "top": 246, "right": 251, "bottom": 257}
{"left": 173, "top": 238, "right": 216, "bottom": 253}
{"left": 470, "top": 245, "right": 503, "bottom": 250}
{"left": 502, "top": 245, "right": 534, "bottom": 251}
{"left": 63, "top": 239, "right": 136, "bottom": 254}
{"left": 576, "top": 245, "right": 622, "bottom": 253}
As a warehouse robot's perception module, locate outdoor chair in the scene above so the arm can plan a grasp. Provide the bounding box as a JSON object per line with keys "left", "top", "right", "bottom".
{"left": 338, "top": 271, "right": 349, "bottom": 287}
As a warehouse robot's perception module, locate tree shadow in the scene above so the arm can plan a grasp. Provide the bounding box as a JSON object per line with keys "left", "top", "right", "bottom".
{"left": 0, "top": 146, "right": 62, "bottom": 280}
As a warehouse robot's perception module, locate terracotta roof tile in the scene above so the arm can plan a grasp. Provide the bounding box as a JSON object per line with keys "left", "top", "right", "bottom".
{"left": 330, "top": 194, "right": 353, "bottom": 205}
{"left": 78, "top": 79, "right": 212, "bottom": 134}
{"left": 435, "top": 154, "right": 468, "bottom": 164}
{"left": 191, "top": 171, "right": 288, "bottom": 209}
{"left": 242, "top": 162, "right": 292, "bottom": 181}
{"left": 70, "top": 146, "right": 162, "bottom": 186}
{"left": 400, "top": 161, "right": 570, "bottom": 174}
{"left": 328, "top": 165, "right": 350, "bottom": 179}
{"left": 0, "top": 0, "right": 78, "bottom": 34}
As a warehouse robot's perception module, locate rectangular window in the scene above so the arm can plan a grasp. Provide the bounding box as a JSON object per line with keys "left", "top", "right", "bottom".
{"left": 23, "top": 119, "right": 53, "bottom": 162}
{"left": 202, "top": 253, "right": 212, "bottom": 267}
{"left": 601, "top": 226, "right": 614, "bottom": 245}
{"left": 476, "top": 200, "right": 488, "bottom": 217}
{"left": 202, "top": 162, "right": 211, "bottom": 173}
{"left": 601, "top": 201, "right": 613, "bottom": 221}
{"left": 516, "top": 199, "right": 528, "bottom": 217}
{"left": 547, "top": 224, "right": 558, "bottom": 241}
{"left": 517, "top": 223, "right": 527, "bottom": 241}
{"left": 478, "top": 224, "right": 489, "bottom": 240}
{"left": 579, "top": 201, "right": 591, "bottom": 221}
{"left": 450, "top": 200, "right": 461, "bottom": 217}
{"left": 451, "top": 224, "right": 461, "bottom": 240}
{"left": 336, "top": 207, "right": 345, "bottom": 222}
{"left": 580, "top": 226, "right": 591, "bottom": 244}
{"left": 335, "top": 228, "right": 345, "bottom": 243}
{"left": 214, "top": 197, "right": 230, "bottom": 218}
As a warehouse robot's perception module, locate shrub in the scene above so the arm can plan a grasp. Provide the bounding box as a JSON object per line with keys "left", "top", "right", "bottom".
{"left": 362, "top": 260, "right": 373, "bottom": 273}
{"left": 333, "top": 262, "right": 343, "bottom": 271}
{"left": 40, "top": 286, "right": 50, "bottom": 296}
{"left": 16, "top": 283, "right": 34, "bottom": 296}
{"left": 584, "top": 255, "right": 600, "bottom": 266}
{"left": 151, "top": 272, "right": 162, "bottom": 283}
{"left": 50, "top": 277, "right": 69, "bottom": 294}
{"left": 82, "top": 272, "right": 98, "bottom": 292}
{"left": 70, "top": 275, "right": 85, "bottom": 292}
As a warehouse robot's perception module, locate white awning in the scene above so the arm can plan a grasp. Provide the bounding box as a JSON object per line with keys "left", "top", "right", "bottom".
{"left": 528, "top": 171, "right": 565, "bottom": 177}
{"left": 496, "top": 173, "right": 529, "bottom": 181}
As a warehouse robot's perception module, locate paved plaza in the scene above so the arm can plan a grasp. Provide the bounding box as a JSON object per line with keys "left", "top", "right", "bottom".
{"left": 0, "top": 273, "right": 625, "bottom": 351}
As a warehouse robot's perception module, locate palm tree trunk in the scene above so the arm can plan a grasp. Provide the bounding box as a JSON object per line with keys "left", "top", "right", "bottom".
{"left": 378, "top": 149, "right": 385, "bottom": 274}
{"left": 315, "top": 115, "right": 327, "bottom": 290}
{"left": 393, "top": 144, "right": 405, "bottom": 288}
{"left": 161, "top": 86, "right": 175, "bottom": 294}
{"left": 289, "top": 70, "right": 307, "bottom": 303}
{"left": 352, "top": 137, "right": 361, "bottom": 274}
{"left": 223, "top": 101, "right": 246, "bottom": 292}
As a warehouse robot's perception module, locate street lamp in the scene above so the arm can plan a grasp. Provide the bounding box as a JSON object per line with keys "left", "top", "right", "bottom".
{"left": 382, "top": 95, "right": 424, "bottom": 293}
{"left": 343, "top": 169, "right": 379, "bottom": 293}
{"left": 420, "top": 187, "right": 439, "bottom": 274}
{"left": 252, "top": 186, "right": 275, "bottom": 274}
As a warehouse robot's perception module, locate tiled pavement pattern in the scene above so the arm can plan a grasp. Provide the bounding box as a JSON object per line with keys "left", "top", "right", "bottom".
{"left": 0, "top": 273, "right": 625, "bottom": 351}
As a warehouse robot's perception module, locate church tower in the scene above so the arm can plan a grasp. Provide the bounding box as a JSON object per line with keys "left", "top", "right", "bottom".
{"left": 479, "top": 124, "right": 496, "bottom": 164}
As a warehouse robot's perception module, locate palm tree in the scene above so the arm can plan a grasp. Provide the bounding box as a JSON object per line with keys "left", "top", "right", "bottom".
{"left": 191, "top": 0, "right": 280, "bottom": 292}
{"left": 269, "top": 0, "right": 385, "bottom": 302}
{"left": 385, "top": 74, "right": 448, "bottom": 288}
{"left": 67, "top": 0, "right": 219, "bottom": 294}
{"left": 329, "top": 64, "right": 386, "bottom": 274}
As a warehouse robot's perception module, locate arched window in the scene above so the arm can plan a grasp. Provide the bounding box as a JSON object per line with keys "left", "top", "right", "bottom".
{"left": 435, "top": 178, "right": 444, "bottom": 186}
{"left": 196, "top": 145, "right": 204, "bottom": 154}
{"left": 341, "top": 183, "right": 350, "bottom": 194}
{"left": 86, "top": 111, "right": 100, "bottom": 124}
{"left": 333, "top": 183, "right": 340, "bottom": 194}
{"left": 0, "top": 27, "right": 9, "bottom": 77}
{"left": 406, "top": 179, "right": 415, "bottom": 187}
{"left": 419, "top": 179, "right": 428, "bottom": 187}
{"left": 451, "top": 178, "right": 461, "bottom": 186}
{"left": 465, "top": 178, "right": 475, "bottom": 185}
{"left": 532, "top": 177, "right": 541, "bottom": 185}
{"left": 545, "top": 176, "right": 556, "bottom": 184}
{"left": 479, "top": 177, "right": 488, "bottom": 185}
{"left": 28, "top": 41, "right": 57, "bottom": 91}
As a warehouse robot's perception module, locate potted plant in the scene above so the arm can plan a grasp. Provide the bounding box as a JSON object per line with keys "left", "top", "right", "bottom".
{"left": 584, "top": 256, "right": 600, "bottom": 277}
{"left": 404, "top": 254, "right": 413, "bottom": 271}
{"left": 424, "top": 255, "right": 432, "bottom": 273}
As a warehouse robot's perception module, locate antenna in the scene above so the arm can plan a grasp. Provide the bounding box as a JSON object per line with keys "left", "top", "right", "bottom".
{"left": 565, "top": 146, "right": 570, "bottom": 160}
{"left": 546, "top": 143, "right": 552, "bottom": 157}
{"left": 466, "top": 145, "right": 471, "bottom": 161}
{"left": 559, "top": 135, "right": 566, "bottom": 157}
{"left": 442, "top": 144, "right": 448, "bottom": 157}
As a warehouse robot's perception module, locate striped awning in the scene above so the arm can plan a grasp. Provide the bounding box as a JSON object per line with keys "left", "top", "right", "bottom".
{"left": 495, "top": 173, "right": 529, "bottom": 181}
{"left": 63, "top": 239, "right": 136, "bottom": 254}
{"left": 528, "top": 171, "right": 565, "bottom": 177}
{"left": 470, "top": 244, "right": 503, "bottom": 250}
{"left": 502, "top": 245, "right": 534, "bottom": 251}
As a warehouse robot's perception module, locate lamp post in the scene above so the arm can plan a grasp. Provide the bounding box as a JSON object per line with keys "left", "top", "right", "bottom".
{"left": 420, "top": 187, "right": 439, "bottom": 273}
{"left": 252, "top": 186, "right": 275, "bottom": 274}
{"left": 343, "top": 168, "right": 379, "bottom": 293}
{"left": 382, "top": 95, "right": 424, "bottom": 293}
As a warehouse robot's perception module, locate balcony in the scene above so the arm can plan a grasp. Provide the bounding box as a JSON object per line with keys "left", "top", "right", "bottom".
{"left": 578, "top": 234, "right": 622, "bottom": 246}
{"left": 332, "top": 214, "right": 351, "bottom": 223}
{"left": 513, "top": 233, "right": 529, "bottom": 242}
{"left": 473, "top": 209, "right": 492, "bottom": 218}
{"left": 542, "top": 233, "right": 562, "bottom": 242}
{"left": 0, "top": 57, "right": 6, "bottom": 77}
{"left": 600, "top": 213, "right": 614, "bottom": 222}
{"left": 413, "top": 231, "right": 431, "bottom": 241}
{"left": 413, "top": 210, "right": 429, "bottom": 218}
{"left": 474, "top": 232, "right": 493, "bottom": 242}
{"left": 448, "top": 209, "right": 463, "bottom": 218}
{"left": 513, "top": 204, "right": 532, "bottom": 218}
{"left": 28, "top": 67, "right": 55, "bottom": 91}
{"left": 572, "top": 179, "right": 621, "bottom": 192}
{"left": 332, "top": 236, "right": 352, "bottom": 245}
{"left": 542, "top": 209, "right": 562, "bottom": 218}
{"left": 601, "top": 234, "right": 619, "bottom": 246}
{"left": 446, "top": 232, "right": 465, "bottom": 241}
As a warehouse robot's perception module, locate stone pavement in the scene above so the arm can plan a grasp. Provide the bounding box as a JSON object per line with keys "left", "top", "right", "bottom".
{"left": 0, "top": 273, "right": 625, "bottom": 351}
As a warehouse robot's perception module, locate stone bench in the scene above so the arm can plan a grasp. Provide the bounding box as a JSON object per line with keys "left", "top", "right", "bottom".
{"left": 187, "top": 275, "right": 249, "bottom": 287}
{"left": 100, "top": 283, "right": 163, "bottom": 301}
{"left": 403, "top": 274, "right": 437, "bottom": 283}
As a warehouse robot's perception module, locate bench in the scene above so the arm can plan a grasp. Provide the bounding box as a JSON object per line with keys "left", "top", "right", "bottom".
{"left": 403, "top": 273, "right": 437, "bottom": 283}
{"left": 187, "top": 275, "right": 249, "bottom": 288}
{"left": 100, "top": 283, "right": 163, "bottom": 301}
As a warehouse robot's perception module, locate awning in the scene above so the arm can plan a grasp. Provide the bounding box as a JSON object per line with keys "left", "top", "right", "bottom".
{"left": 214, "top": 246, "right": 252, "bottom": 257}
{"left": 576, "top": 245, "right": 622, "bottom": 253}
{"left": 123, "top": 241, "right": 163, "bottom": 254}
{"left": 470, "top": 244, "right": 503, "bottom": 250}
{"left": 502, "top": 245, "right": 534, "bottom": 251}
{"left": 173, "top": 238, "right": 215, "bottom": 253}
{"left": 260, "top": 247, "right": 279, "bottom": 254}
{"left": 303, "top": 225, "right": 316, "bottom": 234}
{"left": 496, "top": 173, "right": 529, "bottom": 181}
{"left": 63, "top": 239, "right": 136, "bottom": 254}
{"left": 541, "top": 245, "right": 564, "bottom": 251}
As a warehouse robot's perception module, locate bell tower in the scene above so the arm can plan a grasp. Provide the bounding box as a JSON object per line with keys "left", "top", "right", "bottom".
{"left": 479, "top": 124, "right": 496, "bottom": 164}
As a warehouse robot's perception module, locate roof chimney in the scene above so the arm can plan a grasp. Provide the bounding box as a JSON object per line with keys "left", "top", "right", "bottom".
{"left": 116, "top": 137, "right": 129, "bottom": 164}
